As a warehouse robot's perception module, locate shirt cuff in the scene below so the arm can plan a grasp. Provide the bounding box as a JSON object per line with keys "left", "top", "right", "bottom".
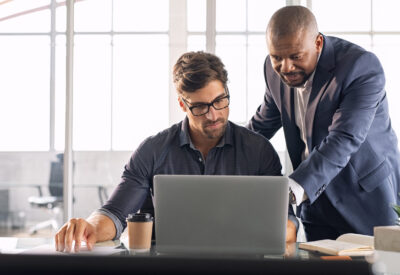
{"left": 94, "top": 208, "right": 124, "bottom": 240}
{"left": 288, "top": 178, "right": 308, "bottom": 206}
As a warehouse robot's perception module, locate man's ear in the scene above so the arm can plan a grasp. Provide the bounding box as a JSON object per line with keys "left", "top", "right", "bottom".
{"left": 178, "top": 96, "right": 187, "bottom": 112}
{"left": 315, "top": 34, "right": 323, "bottom": 52}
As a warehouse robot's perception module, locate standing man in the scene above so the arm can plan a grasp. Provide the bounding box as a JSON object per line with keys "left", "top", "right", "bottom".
{"left": 55, "top": 51, "right": 297, "bottom": 252}
{"left": 248, "top": 6, "right": 400, "bottom": 241}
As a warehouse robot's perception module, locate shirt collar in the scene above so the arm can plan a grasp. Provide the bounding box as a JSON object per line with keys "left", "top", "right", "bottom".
{"left": 179, "top": 116, "right": 233, "bottom": 148}
{"left": 179, "top": 117, "right": 191, "bottom": 147}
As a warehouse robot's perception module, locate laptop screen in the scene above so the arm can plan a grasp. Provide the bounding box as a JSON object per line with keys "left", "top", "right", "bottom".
{"left": 153, "top": 175, "right": 289, "bottom": 255}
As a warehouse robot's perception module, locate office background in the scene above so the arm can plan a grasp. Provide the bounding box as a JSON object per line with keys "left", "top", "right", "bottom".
{"left": 0, "top": 0, "right": 399, "bottom": 236}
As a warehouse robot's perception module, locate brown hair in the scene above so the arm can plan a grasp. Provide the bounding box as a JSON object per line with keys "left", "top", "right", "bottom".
{"left": 173, "top": 51, "right": 228, "bottom": 94}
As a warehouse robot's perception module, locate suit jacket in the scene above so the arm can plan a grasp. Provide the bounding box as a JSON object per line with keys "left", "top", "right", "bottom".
{"left": 248, "top": 35, "right": 400, "bottom": 235}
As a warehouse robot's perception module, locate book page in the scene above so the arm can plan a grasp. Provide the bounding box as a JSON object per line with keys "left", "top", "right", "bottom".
{"left": 299, "top": 239, "right": 373, "bottom": 256}
{"left": 336, "top": 233, "right": 374, "bottom": 247}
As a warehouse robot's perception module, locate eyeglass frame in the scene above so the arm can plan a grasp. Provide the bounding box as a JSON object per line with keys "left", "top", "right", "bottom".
{"left": 180, "top": 88, "right": 230, "bottom": 116}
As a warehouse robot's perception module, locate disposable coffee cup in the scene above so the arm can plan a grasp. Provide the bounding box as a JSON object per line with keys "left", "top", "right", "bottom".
{"left": 126, "top": 213, "right": 153, "bottom": 252}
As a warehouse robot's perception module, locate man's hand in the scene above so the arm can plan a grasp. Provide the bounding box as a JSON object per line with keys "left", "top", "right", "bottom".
{"left": 55, "top": 218, "right": 97, "bottom": 253}
{"left": 286, "top": 219, "right": 297, "bottom": 243}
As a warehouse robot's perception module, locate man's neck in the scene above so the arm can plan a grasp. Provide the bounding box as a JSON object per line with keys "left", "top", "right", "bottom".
{"left": 190, "top": 132, "right": 220, "bottom": 160}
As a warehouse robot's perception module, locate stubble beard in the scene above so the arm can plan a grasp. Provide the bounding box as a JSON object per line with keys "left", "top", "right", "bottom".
{"left": 202, "top": 118, "right": 227, "bottom": 140}
{"left": 280, "top": 71, "right": 309, "bottom": 88}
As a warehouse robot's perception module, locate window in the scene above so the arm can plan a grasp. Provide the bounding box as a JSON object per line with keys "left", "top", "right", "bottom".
{"left": 0, "top": 35, "right": 50, "bottom": 151}
{"left": 187, "top": 0, "right": 206, "bottom": 51}
{"left": 70, "top": 0, "right": 170, "bottom": 151}
{"left": 313, "top": 0, "right": 400, "bottom": 135}
{"left": 0, "top": 0, "right": 63, "bottom": 234}
{"left": 4, "top": 0, "right": 398, "bottom": 152}
{"left": 0, "top": 0, "right": 170, "bottom": 152}
{"left": 215, "top": 0, "right": 285, "bottom": 125}
{"left": 0, "top": 0, "right": 52, "bottom": 151}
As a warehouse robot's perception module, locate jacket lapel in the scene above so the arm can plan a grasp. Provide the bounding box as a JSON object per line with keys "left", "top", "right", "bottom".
{"left": 305, "top": 35, "right": 335, "bottom": 151}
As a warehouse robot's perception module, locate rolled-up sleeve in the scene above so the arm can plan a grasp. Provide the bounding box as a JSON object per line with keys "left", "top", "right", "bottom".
{"left": 99, "top": 142, "right": 153, "bottom": 239}
{"left": 94, "top": 208, "right": 124, "bottom": 240}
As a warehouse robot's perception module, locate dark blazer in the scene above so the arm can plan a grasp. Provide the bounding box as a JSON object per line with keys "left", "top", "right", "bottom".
{"left": 248, "top": 35, "right": 400, "bottom": 235}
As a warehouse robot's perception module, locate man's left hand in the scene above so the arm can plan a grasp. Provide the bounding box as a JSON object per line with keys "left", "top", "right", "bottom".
{"left": 286, "top": 219, "right": 297, "bottom": 243}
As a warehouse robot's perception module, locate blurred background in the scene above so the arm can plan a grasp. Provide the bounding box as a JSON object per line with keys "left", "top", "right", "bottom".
{"left": 0, "top": 0, "right": 399, "bottom": 237}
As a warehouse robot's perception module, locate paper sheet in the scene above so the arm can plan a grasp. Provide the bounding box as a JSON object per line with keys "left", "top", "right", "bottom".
{"left": 20, "top": 243, "right": 125, "bottom": 255}
{"left": 336, "top": 233, "right": 374, "bottom": 247}
{"left": 0, "top": 237, "right": 20, "bottom": 254}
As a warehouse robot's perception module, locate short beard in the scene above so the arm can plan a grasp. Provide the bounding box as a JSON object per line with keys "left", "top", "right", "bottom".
{"left": 202, "top": 118, "right": 227, "bottom": 139}
{"left": 280, "top": 71, "right": 309, "bottom": 88}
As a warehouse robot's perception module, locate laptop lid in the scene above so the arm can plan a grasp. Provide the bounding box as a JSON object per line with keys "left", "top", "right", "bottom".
{"left": 153, "top": 175, "right": 289, "bottom": 255}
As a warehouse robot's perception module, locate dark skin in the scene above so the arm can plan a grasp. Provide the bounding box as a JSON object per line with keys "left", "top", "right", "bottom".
{"left": 267, "top": 29, "right": 323, "bottom": 88}
{"left": 266, "top": 6, "right": 323, "bottom": 88}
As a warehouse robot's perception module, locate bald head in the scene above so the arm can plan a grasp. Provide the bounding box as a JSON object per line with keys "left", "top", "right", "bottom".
{"left": 266, "top": 6, "right": 323, "bottom": 87}
{"left": 267, "top": 6, "right": 318, "bottom": 41}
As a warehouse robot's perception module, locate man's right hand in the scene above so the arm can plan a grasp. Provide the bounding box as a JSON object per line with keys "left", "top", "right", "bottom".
{"left": 55, "top": 218, "right": 97, "bottom": 253}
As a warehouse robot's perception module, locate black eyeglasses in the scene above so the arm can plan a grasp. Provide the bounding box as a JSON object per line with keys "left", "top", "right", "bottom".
{"left": 181, "top": 89, "right": 230, "bottom": 116}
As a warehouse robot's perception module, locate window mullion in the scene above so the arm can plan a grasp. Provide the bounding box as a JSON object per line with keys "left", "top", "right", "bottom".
{"left": 64, "top": 0, "right": 74, "bottom": 222}
{"left": 50, "top": 0, "right": 57, "bottom": 151}
{"left": 169, "top": 0, "right": 187, "bottom": 125}
{"left": 206, "top": 0, "right": 216, "bottom": 53}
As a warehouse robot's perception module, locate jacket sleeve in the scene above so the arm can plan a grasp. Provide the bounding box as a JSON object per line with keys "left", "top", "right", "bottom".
{"left": 246, "top": 58, "right": 282, "bottom": 139}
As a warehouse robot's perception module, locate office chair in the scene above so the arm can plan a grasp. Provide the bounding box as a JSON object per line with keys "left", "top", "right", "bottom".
{"left": 27, "top": 154, "right": 109, "bottom": 234}
{"left": 28, "top": 154, "right": 64, "bottom": 235}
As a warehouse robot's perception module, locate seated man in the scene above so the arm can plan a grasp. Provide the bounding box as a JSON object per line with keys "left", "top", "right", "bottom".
{"left": 55, "top": 51, "right": 298, "bottom": 252}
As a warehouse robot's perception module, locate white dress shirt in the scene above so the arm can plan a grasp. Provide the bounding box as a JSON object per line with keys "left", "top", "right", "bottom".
{"left": 288, "top": 70, "right": 317, "bottom": 206}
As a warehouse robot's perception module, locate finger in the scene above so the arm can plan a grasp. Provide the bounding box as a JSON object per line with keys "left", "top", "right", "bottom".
{"left": 86, "top": 232, "right": 97, "bottom": 251}
{"left": 54, "top": 233, "right": 59, "bottom": 251}
{"left": 55, "top": 225, "right": 67, "bottom": 252}
{"left": 64, "top": 220, "right": 77, "bottom": 253}
{"left": 58, "top": 227, "right": 67, "bottom": 252}
{"left": 73, "top": 219, "right": 86, "bottom": 252}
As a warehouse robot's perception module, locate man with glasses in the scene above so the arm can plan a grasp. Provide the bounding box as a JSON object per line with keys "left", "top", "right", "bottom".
{"left": 55, "top": 51, "right": 298, "bottom": 252}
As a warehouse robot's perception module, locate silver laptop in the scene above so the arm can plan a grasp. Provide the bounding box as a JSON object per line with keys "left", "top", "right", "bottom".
{"left": 153, "top": 175, "right": 289, "bottom": 255}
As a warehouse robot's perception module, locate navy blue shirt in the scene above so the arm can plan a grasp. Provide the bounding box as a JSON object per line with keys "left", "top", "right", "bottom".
{"left": 98, "top": 117, "right": 296, "bottom": 239}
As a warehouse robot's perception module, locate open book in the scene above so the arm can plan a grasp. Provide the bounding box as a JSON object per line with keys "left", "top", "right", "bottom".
{"left": 299, "top": 233, "right": 374, "bottom": 256}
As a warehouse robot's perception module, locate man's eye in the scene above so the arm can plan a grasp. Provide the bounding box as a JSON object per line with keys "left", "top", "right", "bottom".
{"left": 272, "top": 56, "right": 281, "bottom": 61}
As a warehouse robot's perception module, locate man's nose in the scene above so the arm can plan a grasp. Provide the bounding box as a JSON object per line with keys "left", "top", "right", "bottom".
{"left": 205, "top": 105, "right": 218, "bottom": 120}
{"left": 281, "top": 59, "right": 295, "bottom": 73}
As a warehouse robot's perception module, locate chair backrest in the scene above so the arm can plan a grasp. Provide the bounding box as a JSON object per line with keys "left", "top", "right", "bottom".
{"left": 49, "top": 154, "right": 64, "bottom": 197}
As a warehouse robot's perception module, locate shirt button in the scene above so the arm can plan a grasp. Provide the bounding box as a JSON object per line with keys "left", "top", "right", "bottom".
{"left": 198, "top": 158, "right": 202, "bottom": 162}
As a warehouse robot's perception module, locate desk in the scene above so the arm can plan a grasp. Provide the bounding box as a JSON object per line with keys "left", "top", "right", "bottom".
{"left": 0, "top": 237, "right": 375, "bottom": 275}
